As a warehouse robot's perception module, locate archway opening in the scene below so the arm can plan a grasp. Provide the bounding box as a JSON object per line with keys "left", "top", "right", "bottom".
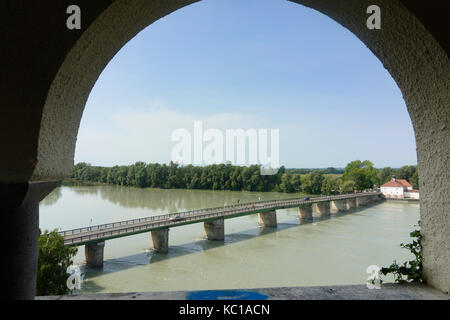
{"left": 40, "top": 0, "right": 421, "bottom": 294}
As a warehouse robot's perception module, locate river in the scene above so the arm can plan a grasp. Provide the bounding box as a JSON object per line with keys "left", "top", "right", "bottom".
{"left": 39, "top": 185, "right": 420, "bottom": 294}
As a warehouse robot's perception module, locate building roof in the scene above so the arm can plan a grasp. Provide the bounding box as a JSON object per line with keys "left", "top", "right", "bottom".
{"left": 381, "top": 179, "right": 413, "bottom": 188}
{"left": 396, "top": 179, "right": 413, "bottom": 188}
{"left": 381, "top": 180, "right": 405, "bottom": 188}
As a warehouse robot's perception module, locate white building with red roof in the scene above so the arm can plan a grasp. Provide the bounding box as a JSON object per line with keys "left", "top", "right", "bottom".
{"left": 380, "top": 176, "right": 419, "bottom": 199}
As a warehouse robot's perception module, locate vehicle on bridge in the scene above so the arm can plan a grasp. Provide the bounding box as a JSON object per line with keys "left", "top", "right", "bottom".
{"left": 170, "top": 215, "right": 184, "bottom": 222}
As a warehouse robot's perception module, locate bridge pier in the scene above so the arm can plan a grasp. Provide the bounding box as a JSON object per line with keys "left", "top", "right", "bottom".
{"left": 298, "top": 204, "right": 313, "bottom": 219}
{"left": 356, "top": 197, "right": 367, "bottom": 207}
{"left": 151, "top": 228, "right": 169, "bottom": 253}
{"left": 330, "top": 199, "right": 349, "bottom": 214}
{"left": 347, "top": 198, "right": 357, "bottom": 209}
{"left": 315, "top": 202, "right": 330, "bottom": 218}
{"left": 258, "top": 210, "right": 277, "bottom": 228}
{"left": 85, "top": 241, "right": 105, "bottom": 268}
{"left": 203, "top": 218, "right": 224, "bottom": 240}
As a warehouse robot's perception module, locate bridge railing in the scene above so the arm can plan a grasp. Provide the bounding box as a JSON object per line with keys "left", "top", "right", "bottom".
{"left": 59, "top": 192, "right": 380, "bottom": 240}
{"left": 62, "top": 201, "right": 285, "bottom": 244}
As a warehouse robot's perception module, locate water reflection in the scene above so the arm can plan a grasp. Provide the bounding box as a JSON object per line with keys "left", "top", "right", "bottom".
{"left": 40, "top": 187, "right": 62, "bottom": 206}
{"left": 52, "top": 185, "right": 303, "bottom": 213}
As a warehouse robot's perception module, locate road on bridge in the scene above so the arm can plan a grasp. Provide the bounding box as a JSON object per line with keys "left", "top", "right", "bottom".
{"left": 60, "top": 192, "right": 381, "bottom": 246}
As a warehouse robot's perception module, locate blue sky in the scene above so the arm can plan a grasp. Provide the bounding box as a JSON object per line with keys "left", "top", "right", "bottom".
{"left": 76, "top": 0, "right": 417, "bottom": 169}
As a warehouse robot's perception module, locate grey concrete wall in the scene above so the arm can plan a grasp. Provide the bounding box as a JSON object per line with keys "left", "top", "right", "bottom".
{"left": 356, "top": 197, "right": 367, "bottom": 207}
{"left": 330, "top": 199, "right": 349, "bottom": 214}
{"left": 369, "top": 195, "right": 381, "bottom": 203}
{"left": 315, "top": 202, "right": 331, "bottom": 218}
{"left": 203, "top": 218, "right": 224, "bottom": 240}
{"left": 258, "top": 211, "right": 277, "bottom": 228}
{"left": 346, "top": 198, "right": 357, "bottom": 209}
{"left": 151, "top": 228, "right": 169, "bottom": 253}
{"left": 298, "top": 204, "right": 313, "bottom": 219}
{"left": 85, "top": 241, "right": 105, "bottom": 268}
{"left": 0, "top": 181, "right": 59, "bottom": 299}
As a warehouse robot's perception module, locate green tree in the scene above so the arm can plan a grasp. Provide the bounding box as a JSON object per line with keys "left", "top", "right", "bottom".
{"left": 378, "top": 167, "right": 395, "bottom": 185}
{"left": 230, "top": 167, "right": 242, "bottom": 190}
{"left": 395, "top": 165, "right": 417, "bottom": 182}
{"left": 100, "top": 167, "right": 108, "bottom": 183}
{"left": 340, "top": 180, "right": 357, "bottom": 194}
{"left": 135, "top": 166, "right": 148, "bottom": 188}
{"left": 36, "top": 229, "right": 78, "bottom": 296}
{"left": 321, "top": 176, "right": 342, "bottom": 195}
{"left": 290, "top": 174, "right": 301, "bottom": 192}
{"left": 126, "top": 165, "right": 136, "bottom": 186}
{"left": 117, "top": 166, "right": 129, "bottom": 185}
{"left": 71, "top": 162, "right": 89, "bottom": 179}
{"left": 343, "top": 160, "right": 377, "bottom": 190}
{"left": 301, "top": 170, "right": 324, "bottom": 194}
{"left": 280, "top": 173, "right": 294, "bottom": 193}
{"left": 72, "top": 161, "right": 413, "bottom": 195}
{"left": 410, "top": 169, "right": 419, "bottom": 189}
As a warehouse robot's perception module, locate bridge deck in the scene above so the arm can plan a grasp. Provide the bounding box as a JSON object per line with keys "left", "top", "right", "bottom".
{"left": 59, "top": 192, "right": 381, "bottom": 246}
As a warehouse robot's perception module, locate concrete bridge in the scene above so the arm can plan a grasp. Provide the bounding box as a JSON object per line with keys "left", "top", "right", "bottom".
{"left": 59, "top": 192, "right": 383, "bottom": 268}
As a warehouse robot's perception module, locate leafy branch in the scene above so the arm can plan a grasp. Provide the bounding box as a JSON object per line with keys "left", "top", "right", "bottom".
{"left": 36, "top": 229, "right": 78, "bottom": 296}
{"left": 380, "top": 221, "right": 424, "bottom": 283}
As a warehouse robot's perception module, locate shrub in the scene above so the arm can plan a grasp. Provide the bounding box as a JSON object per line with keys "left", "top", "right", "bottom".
{"left": 36, "top": 229, "right": 78, "bottom": 296}
{"left": 380, "top": 221, "right": 423, "bottom": 283}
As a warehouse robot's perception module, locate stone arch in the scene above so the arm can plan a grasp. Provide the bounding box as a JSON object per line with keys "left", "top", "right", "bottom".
{"left": 1, "top": 0, "right": 448, "bottom": 298}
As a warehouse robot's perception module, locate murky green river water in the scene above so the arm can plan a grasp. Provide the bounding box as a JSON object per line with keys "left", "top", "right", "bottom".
{"left": 39, "top": 185, "right": 420, "bottom": 294}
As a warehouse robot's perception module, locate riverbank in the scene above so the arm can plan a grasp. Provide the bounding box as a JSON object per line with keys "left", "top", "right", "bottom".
{"left": 384, "top": 197, "right": 420, "bottom": 202}
{"left": 62, "top": 178, "right": 108, "bottom": 187}
{"left": 61, "top": 177, "right": 313, "bottom": 196}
